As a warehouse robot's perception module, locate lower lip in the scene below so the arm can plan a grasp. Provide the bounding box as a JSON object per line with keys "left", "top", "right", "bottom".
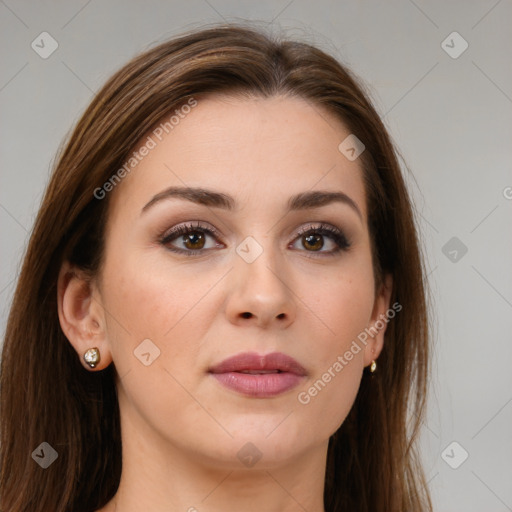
{"left": 211, "top": 372, "right": 304, "bottom": 398}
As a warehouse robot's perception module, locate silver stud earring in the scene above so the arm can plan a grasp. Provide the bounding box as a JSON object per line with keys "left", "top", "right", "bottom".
{"left": 83, "top": 347, "right": 100, "bottom": 368}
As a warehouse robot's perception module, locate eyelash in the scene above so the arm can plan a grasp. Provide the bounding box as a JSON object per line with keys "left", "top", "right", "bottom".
{"left": 158, "top": 221, "right": 351, "bottom": 257}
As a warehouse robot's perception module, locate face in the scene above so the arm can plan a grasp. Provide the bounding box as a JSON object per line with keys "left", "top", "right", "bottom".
{"left": 81, "top": 95, "right": 391, "bottom": 469}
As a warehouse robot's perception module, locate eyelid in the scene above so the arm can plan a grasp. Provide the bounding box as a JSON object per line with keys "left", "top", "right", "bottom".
{"left": 159, "top": 221, "right": 223, "bottom": 248}
{"left": 291, "top": 222, "right": 351, "bottom": 252}
{"left": 159, "top": 220, "right": 351, "bottom": 255}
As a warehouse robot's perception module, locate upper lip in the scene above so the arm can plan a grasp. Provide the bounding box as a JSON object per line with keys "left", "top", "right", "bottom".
{"left": 209, "top": 352, "right": 307, "bottom": 376}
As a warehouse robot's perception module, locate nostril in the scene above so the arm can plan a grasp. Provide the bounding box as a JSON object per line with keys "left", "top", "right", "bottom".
{"left": 241, "top": 312, "right": 252, "bottom": 319}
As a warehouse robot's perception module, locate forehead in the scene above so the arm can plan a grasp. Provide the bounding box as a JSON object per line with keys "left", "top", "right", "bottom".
{"left": 108, "top": 94, "right": 368, "bottom": 221}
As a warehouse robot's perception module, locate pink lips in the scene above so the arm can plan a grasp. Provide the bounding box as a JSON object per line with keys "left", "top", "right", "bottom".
{"left": 208, "top": 352, "right": 307, "bottom": 398}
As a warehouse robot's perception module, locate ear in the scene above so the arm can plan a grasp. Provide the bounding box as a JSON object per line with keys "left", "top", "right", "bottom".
{"left": 363, "top": 273, "right": 393, "bottom": 368}
{"left": 57, "top": 261, "right": 112, "bottom": 371}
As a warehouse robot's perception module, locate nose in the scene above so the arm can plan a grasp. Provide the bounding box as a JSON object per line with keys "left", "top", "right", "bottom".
{"left": 224, "top": 242, "right": 297, "bottom": 329}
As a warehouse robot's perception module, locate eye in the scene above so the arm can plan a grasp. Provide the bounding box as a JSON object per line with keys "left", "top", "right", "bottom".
{"left": 159, "top": 221, "right": 223, "bottom": 255}
{"left": 159, "top": 221, "right": 351, "bottom": 257}
{"left": 290, "top": 223, "right": 351, "bottom": 256}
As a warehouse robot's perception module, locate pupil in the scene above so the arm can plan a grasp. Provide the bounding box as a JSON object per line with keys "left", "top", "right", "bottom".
{"left": 304, "top": 234, "right": 323, "bottom": 251}
{"left": 184, "top": 232, "right": 204, "bottom": 249}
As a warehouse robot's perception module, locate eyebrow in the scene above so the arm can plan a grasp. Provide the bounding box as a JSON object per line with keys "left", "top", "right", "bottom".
{"left": 141, "top": 186, "right": 363, "bottom": 220}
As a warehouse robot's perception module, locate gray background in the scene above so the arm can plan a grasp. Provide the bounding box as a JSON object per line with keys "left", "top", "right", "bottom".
{"left": 1, "top": 1, "right": 511, "bottom": 510}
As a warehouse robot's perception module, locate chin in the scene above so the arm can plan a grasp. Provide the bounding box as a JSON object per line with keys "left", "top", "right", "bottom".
{"left": 198, "top": 425, "right": 315, "bottom": 470}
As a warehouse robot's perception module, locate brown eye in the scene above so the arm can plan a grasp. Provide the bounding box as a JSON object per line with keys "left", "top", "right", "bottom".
{"left": 290, "top": 224, "right": 351, "bottom": 256}
{"left": 160, "top": 222, "right": 222, "bottom": 255}
{"left": 302, "top": 233, "right": 324, "bottom": 251}
{"left": 182, "top": 231, "right": 206, "bottom": 250}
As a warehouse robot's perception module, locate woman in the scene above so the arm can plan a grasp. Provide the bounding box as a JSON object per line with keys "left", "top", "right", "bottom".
{"left": 0, "top": 23, "right": 432, "bottom": 512}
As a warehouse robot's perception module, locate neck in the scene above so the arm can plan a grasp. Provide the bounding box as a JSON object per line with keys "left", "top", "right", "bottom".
{"left": 97, "top": 405, "right": 328, "bottom": 512}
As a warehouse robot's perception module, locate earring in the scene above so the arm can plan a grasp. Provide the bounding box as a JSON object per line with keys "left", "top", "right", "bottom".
{"left": 83, "top": 347, "right": 100, "bottom": 368}
{"left": 370, "top": 359, "right": 377, "bottom": 373}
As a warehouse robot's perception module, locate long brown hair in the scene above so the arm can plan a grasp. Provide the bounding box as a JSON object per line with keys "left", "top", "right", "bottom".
{"left": 1, "top": 22, "right": 432, "bottom": 512}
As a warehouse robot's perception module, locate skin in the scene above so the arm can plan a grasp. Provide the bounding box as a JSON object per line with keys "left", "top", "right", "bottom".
{"left": 58, "top": 94, "right": 392, "bottom": 512}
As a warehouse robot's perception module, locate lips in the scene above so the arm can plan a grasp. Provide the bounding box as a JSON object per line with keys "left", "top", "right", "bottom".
{"left": 208, "top": 352, "right": 307, "bottom": 398}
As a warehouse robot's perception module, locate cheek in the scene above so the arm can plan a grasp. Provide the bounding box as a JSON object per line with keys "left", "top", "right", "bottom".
{"left": 99, "top": 257, "right": 222, "bottom": 445}
{"left": 103, "top": 266, "right": 174, "bottom": 340}
{"left": 102, "top": 254, "right": 215, "bottom": 340}
{"left": 307, "top": 262, "right": 375, "bottom": 356}
{"left": 293, "top": 265, "right": 374, "bottom": 435}
{"left": 100, "top": 252, "right": 227, "bottom": 382}
{"left": 318, "top": 278, "right": 373, "bottom": 333}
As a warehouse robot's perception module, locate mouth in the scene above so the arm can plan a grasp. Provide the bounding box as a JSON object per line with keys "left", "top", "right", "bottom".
{"left": 208, "top": 352, "right": 307, "bottom": 398}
